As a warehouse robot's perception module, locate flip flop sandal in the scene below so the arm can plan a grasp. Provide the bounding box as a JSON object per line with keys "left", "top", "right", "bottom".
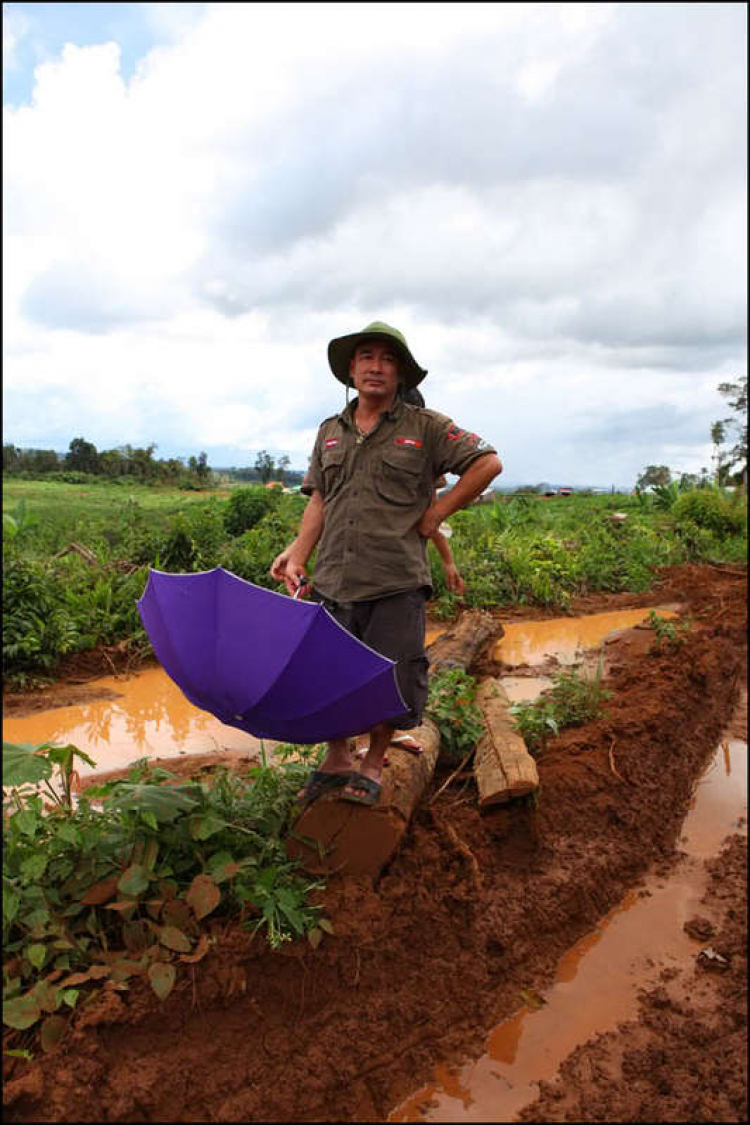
{"left": 353, "top": 747, "right": 390, "bottom": 766}
{"left": 295, "top": 770, "right": 353, "bottom": 807}
{"left": 389, "top": 734, "right": 423, "bottom": 756}
{"left": 339, "top": 774, "right": 382, "bottom": 807}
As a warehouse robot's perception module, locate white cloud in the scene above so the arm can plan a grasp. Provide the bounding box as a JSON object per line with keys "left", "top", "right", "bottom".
{"left": 2, "top": 1, "right": 746, "bottom": 485}
{"left": 2, "top": 6, "right": 31, "bottom": 71}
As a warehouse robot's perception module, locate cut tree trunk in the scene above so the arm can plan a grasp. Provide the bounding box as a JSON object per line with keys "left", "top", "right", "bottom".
{"left": 473, "top": 679, "right": 539, "bottom": 808}
{"left": 285, "top": 718, "right": 440, "bottom": 879}
{"left": 286, "top": 611, "right": 506, "bottom": 879}
{"left": 426, "top": 610, "right": 502, "bottom": 673}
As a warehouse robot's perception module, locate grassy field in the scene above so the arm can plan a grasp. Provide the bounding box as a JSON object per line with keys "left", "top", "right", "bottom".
{"left": 2, "top": 474, "right": 747, "bottom": 687}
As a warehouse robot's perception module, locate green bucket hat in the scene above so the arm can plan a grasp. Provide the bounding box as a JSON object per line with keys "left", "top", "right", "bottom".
{"left": 327, "top": 321, "right": 427, "bottom": 390}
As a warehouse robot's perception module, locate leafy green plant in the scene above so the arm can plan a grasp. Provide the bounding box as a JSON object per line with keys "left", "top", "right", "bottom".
{"left": 2, "top": 556, "right": 80, "bottom": 685}
{"left": 223, "top": 486, "right": 276, "bottom": 537}
{"left": 3, "top": 741, "right": 332, "bottom": 1046}
{"left": 645, "top": 611, "right": 692, "bottom": 653}
{"left": 425, "top": 668, "right": 485, "bottom": 764}
{"left": 510, "top": 658, "right": 611, "bottom": 755}
{"left": 671, "top": 488, "right": 747, "bottom": 538}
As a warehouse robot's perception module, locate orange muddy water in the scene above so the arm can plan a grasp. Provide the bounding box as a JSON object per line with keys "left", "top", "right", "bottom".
{"left": 389, "top": 734, "right": 747, "bottom": 1122}
{"left": 494, "top": 606, "right": 679, "bottom": 667}
{"left": 4, "top": 608, "right": 678, "bottom": 780}
{"left": 2, "top": 666, "right": 266, "bottom": 778}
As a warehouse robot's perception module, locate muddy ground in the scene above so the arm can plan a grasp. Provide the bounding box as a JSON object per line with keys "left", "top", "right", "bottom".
{"left": 3, "top": 562, "right": 747, "bottom": 1123}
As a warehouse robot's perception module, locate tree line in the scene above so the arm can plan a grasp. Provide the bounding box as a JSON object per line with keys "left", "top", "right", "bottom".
{"left": 2, "top": 439, "right": 306, "bottom": 489}
{"left": 2, "top": 438, "right": 211, "bottom": 485}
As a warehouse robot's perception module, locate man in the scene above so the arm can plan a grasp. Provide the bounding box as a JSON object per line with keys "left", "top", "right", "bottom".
{"left": 271, "top": 321, "right": 502, "bottom": 807}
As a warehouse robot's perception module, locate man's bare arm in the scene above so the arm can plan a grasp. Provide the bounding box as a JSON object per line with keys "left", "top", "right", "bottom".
{"left": 417, "top": 453, "right": 502, "bottom": 539}
{"left": 270, "top": 490, "right": 325, "bottom": 596}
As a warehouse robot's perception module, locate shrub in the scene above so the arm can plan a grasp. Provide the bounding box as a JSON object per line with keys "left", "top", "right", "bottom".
{"left": 425, "top": 668, "right": 485, "bottom": 764}
{"left": 2, "top": 555, "right": 79, "bottom": 683}
{"left": 223, "top": 487, "right": 277, "bottom": 537}
{"left": 671, "top": 489, "right": 747, "bottom": 538}
{"left": 2, "top": 741, "right": 331, "bottom": 1042}
{"left": 510, "top": 660, "right": 611, "bottom": 755}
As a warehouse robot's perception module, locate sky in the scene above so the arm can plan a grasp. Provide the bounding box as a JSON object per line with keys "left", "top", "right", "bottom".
{"left": 3, "top": 2, "right": 747, "bottom": 488}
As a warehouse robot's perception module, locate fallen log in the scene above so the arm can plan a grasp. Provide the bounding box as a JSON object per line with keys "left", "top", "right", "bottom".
{"left": 426, "top": 609, "right": 502, "bottom": 674}
{"left": 286, "top": 610, "right": 506, "bottom": 879}
{"left": 53, "top": 542, "right": 100, "bottom": 566}
{"left": 285, "top": 718, "right": 440, "bottom": 878}
{"left": 473, "top": 678, "right": 539, "bottom": 808}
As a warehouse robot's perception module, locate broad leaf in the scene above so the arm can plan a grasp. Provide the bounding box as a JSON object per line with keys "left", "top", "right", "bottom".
{"left": 2, "top": 742, "right": 52, "bottom": 787}
{"left": 26, "top": 943, "right": 48, "bottom": 971}
{"left": 45, "top": 743, "right": 97, "bottom": 770}
{"left": 3, "top": 992, "right": 42, "bottom": 1031}
{"left": 80, "top": 875, "right": 119, "bottom": 906}
{"left": 20, "top": 854, "right": 47, "bottom": 881}
{"left": 159, "top": 925, "right": 192, "bottom": 953}
{"left": 188, "top": 813, "right": 227, "bottom": 841}
{"left": 40, "top": 1014, "right": 67, "bottom": 1053}
{"left": 107, "top": 783, "right": 199, "bottom": 822}
{"left": 186, "top": 875, "right": 221, "bottom": 920}
{"left": 148, "top": 961, "right": 176, "bottom": 1001}
{"left": 117, "top": 864, "right": 150, "bottom": 897}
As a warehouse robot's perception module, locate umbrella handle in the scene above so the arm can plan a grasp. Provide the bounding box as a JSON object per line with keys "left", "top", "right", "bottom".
{"left": 293, "top": 578, "right": 308, "bottom": 600}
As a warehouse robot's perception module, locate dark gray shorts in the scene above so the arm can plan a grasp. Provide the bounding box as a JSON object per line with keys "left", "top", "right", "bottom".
{"left": 311, "top": 587, "right": 429, "bottom": 731}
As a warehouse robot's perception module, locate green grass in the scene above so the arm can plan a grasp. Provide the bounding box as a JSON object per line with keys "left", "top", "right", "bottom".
{"left": 2, "top": 479, "right": 230, "bottom": 553}
{"left": 2, "top": 478, "right": 746, "bottom": 685}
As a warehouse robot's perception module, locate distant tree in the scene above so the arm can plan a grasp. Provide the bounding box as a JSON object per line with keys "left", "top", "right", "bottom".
{"left": 3, "top": 443, "right": 20, "bottom": 472}
{"left": 276, "top": 454, "right": 291, "bottom": 484}
{"left": 715, "top": 374, "right": 747, "bottom": 485}
{"left": 196, "top": 451, "right": 209, "bottom": 480}
{"left": 254, "top": 450, "right": 275, "bottom": 484}
{"left": 131, "top": 443, "right": 158, "bottom": 479}
{"left": 66, "top": 437, "right": 100, "bottom": 474}
{"left": 709, "top": 420, "right": 728, "bottom": 485}
{"left": 636, "top": 465, "right": 672, "bottom": 490}
{"left": 27, "top": 449, "right": 60, "bottom": 473}
{"left": 99, "top": 448, "right": 127, "bottom": 476}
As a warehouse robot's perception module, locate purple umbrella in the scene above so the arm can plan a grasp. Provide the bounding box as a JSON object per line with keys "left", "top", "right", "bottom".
{"left": 136, "top": 567, "right": 407, "bottom": 744}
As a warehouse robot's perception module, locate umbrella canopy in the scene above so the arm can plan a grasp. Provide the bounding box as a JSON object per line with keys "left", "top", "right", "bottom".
{"left": 136, "top": 567, "right": 408, "bottom": 744}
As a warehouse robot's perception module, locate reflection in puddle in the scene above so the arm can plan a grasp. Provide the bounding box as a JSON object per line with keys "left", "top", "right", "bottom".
{"left": 425, "top": 626, "right": 447, "bottom": 648}
{"left": 2, "top": 667, "right": 264, "bottom": 778}
{"left": 495, "top": 607, "right": 679, "bottom": 667}
{"left": 499, "top": 676, "right": 553, "bottom": 705}
{"left": 4, "top": 620, "right": 451, "bottom": 778}
{"left": 389, "top": 737, "right": 747, "bottom": 1123}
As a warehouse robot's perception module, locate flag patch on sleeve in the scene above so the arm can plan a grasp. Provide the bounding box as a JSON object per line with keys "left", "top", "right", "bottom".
{"left": 324, "top": 438, "right": 340, "bottom": 448}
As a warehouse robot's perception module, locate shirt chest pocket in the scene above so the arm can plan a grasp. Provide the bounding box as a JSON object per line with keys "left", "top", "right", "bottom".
{"left": 376, "top": 450, "right": 425, "bottom": 507}
{"left": 321, "top": 445, "right": 346, "bottom": 499}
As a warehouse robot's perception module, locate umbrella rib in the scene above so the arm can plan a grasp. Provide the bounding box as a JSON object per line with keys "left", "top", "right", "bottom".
{"left": 253, "top": 665, "right": 407, "bottom": 728}
{"left": 245, "top": 598, "right": 323, "bottom": 718}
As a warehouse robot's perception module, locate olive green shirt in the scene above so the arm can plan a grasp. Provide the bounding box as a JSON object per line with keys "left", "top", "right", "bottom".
{"left": 304, "top": 398, "right": 497, "bottom": 603}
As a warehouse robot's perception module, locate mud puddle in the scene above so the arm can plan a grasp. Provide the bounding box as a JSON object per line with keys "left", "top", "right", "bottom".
{"left": 499, "top": 676, "right": 554, "bottom": 704}
{"left": 4, "top": 609, "right": 678, "bottom": 781}
{"left": 389, "top": 735, "right": 747, "bottom": 1122}
{"left": 495, "top": 606, "right": 680, "bottom": 667}
{"left": 2, "top": 666, "right": 265, "bottom": 779}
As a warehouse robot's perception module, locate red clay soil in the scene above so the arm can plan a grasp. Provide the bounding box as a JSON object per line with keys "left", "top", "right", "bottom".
{"left": 518, "top": 832, "right": 747, "bottom": 1123}
{"left": 3, "top": 562, "right": 747, "bottom": 1124}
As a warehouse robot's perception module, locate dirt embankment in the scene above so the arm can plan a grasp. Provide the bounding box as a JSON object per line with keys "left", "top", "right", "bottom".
{"left": 3, "top": 563, "right": 747, "bottom": 1123}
